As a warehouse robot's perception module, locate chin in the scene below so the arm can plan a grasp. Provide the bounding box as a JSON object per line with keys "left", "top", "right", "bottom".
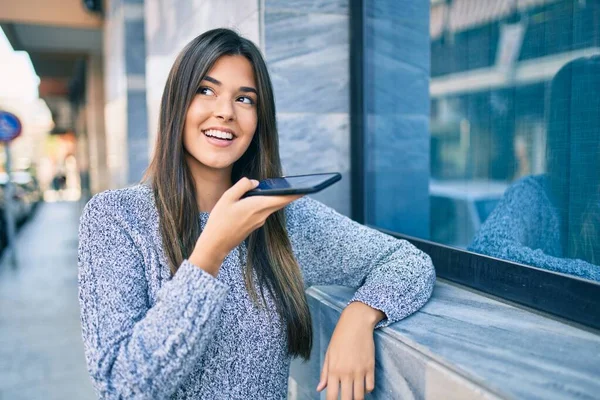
{"left": 199, "top": 157, "right": 236, "bottom": 171}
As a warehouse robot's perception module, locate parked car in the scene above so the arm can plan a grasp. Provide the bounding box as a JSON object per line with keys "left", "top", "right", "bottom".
{"left": 11, "top": 171, "right": 43, "bottom": 211}
{"left": 0, "top": 185, "right": 7, "bottom": 251}
{"left": 429, "top": 179, "right": 508, "bottom": 249}
{"left": 0, "top": 171, "right": 42, "bottom": 225}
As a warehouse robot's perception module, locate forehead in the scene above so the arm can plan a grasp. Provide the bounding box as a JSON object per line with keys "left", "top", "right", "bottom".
{"left": 205, "top": 55, "right": 256, "bottom": 86}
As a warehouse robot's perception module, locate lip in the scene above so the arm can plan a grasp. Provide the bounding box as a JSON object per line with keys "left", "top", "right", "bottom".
{"left": 203, "top": 134, "right": 234, "bottom": 148}
{"left": 201, "top": 127, "right": 236, "bottom": 148}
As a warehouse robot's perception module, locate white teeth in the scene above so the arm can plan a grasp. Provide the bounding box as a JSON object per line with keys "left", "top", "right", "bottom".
{"left": 204, "top": 129, "right": 234, "bottom": 140}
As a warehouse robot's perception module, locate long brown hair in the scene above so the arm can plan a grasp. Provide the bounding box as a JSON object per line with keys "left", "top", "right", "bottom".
{"left": 547, "top": 56, "right": 600, "bottom": 265}
{"left": 143, "top": 28, "right": 312, "bottom": 358}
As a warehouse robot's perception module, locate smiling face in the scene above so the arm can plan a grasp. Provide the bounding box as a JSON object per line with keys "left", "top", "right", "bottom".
{"left": 183, "top": 55, "right": 258, "bottom": 178}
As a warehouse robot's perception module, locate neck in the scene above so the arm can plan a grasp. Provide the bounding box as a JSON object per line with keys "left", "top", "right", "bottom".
{"left": 186, "top": 155, "right": 233, "bottom": 213}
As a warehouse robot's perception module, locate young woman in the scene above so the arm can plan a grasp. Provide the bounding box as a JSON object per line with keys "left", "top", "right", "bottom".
{"left": 469, "top": 56, "right": 600, "bottom": 282}
{"left": 78, "top": 28, "right": 435, "bottom": 399}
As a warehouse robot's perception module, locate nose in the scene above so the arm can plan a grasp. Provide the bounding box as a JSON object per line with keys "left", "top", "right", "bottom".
{"left": 214, "top": 97, "right": 235, "bottom": 122}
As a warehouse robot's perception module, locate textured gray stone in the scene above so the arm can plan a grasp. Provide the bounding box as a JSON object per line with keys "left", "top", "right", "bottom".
{"left": 266, "top": 0, "right": 348, "bottom": 15}
{"left": 108, "top": 0, "right": 121, "bottom": 17}
{"left": 127, "top": 137, "right": 150, "bottom": 183}
{"left": 127, "top": 92, "right": 149, "bottom": 141}
{"left": 104, "top": 6, "right": 127, "bottom": 102}
{"left": 125, "top": 20, "right": 147, "bottom": 75}
{"left": 291, "top": 283, "right": 600, "bottom": 399}
{"left": 104, "top": 0, "right": 149, "bottom": 186}
{"left": 266, "top": 11, "right": 349, "bottom": 114}
{"left": 145, "top": 0, "right": 259, "bottom": 57}
{"left": 264, "top": 2, "right": 351, "bottom": 215}
{"left": 277, "top": 113, "right": 350, "bottom": 215}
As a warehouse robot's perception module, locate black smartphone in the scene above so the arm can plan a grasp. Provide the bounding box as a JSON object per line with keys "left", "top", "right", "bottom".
{"left": 242, "top": 172, "right": 341, "bottom": 197}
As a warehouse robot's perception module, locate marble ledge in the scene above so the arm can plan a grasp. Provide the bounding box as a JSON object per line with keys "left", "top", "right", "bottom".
{"left": 290, "top": 281, "right": 600, "bottom": 400}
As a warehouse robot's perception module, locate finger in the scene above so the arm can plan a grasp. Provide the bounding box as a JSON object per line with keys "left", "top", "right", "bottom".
{"left": 262, "top": 194, "right": 304, "bottom": 212}
{"left": 280, "top": 193, "right": 304, "bottom": 201}
{"left": 366, "top": 369, "right": 375, "bottom": 393}
{"left": 353, "top": 375, "right": 365, "bottom": 400}
{"left": 326, "top": 376, "right": 339, "bottom": 400}
{"left": 226, "top": 177, "right": 259, "bottom": 200}
{"left": 317, "top": 352, "right": 329, "bottom": 392}
{"left": 246, "top": 198, "right": 298, "bottom": 221}
{"left": 341, "top": 378, "right": 353, "bottom": 400}
{"left": 240, "top": 192, "right": 300, "bottom": 210}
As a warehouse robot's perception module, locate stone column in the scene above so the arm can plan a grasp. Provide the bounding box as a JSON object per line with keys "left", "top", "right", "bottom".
{"left": 103, "top": 0, "right": 148, "bottom": 188}
{"left": 86, "top": 54, "right": 109, "bottom": 194}
{"left": 264, "top": 0, "right": 351, "bottom": 216}
{"left": 364, "top": 0, "right": 431, "bottom": 238}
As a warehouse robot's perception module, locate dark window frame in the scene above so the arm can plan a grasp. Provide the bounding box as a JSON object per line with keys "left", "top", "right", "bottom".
{"left": 349, "top": 0, "right": 600, "bottom": 331}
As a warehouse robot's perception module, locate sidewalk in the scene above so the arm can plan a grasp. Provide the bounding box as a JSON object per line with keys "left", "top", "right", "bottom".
{"left": 0, "top": 201, "right": 96, "bottom": 400}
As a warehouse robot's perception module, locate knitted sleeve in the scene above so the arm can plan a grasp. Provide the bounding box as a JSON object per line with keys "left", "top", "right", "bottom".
{"left": 285, "top": 196, "right": 435, "bottom": 327}
{"left": 78, "top": 192, "right": 228, "bottom": 399}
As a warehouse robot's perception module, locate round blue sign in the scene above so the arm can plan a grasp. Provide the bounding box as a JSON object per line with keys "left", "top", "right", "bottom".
{"left": 0, "top": 111, "right": 22, "bottom": 142}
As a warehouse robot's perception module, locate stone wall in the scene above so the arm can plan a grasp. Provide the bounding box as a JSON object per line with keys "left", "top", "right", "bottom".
{"left": 363, "top": 1, "right": 431, "bottom": 237}
{"left": 104, "top": 0, "right": 148, "bottom": 187}
{"left": 265, "top": 0, "right": 351, "bottom": 215}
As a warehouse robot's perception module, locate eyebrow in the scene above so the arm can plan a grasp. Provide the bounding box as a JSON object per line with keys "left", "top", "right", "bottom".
{"left": 202, "top": 75, "right": 258, "bottom": 95}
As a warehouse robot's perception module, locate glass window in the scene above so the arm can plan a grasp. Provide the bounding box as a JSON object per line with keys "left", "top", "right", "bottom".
{"left": 364, "top": 0, "right": 600, "bottom": 282}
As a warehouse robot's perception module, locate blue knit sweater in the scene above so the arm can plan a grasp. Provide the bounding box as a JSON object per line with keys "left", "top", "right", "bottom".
{"left": 77, "top": 183, "right": 436, "bottom": 399}
{"left": 469, "top": 175, "right": 600, "bottom": 281}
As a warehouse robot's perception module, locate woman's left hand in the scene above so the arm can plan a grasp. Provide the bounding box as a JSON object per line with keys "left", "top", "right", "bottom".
{"left": 317, "top": 302, "right": 385, "bottom": 400}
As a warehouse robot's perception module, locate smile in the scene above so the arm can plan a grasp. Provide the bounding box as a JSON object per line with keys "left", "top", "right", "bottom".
{"left": 202, "top": 128, "right": 236, "bottom": 148}
{"left": 203, "top": 129, "right": 234, "bottom": 140}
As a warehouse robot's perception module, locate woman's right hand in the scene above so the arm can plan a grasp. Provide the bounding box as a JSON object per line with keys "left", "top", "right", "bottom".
{"left": 188, "top": 177, "right": 303, "bottom": 276}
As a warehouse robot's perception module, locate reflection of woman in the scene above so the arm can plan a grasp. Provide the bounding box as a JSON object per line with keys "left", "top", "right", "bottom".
{"left": 77, "top": 29, "right": 435, "bottom": 399}
{"left": 470, "top": 56, "right": 600, "bottom": 281}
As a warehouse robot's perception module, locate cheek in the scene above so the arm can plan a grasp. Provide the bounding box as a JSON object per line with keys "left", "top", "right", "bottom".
{"left": 183, "top": 102, "right": 208, "bottom": 139}
{"left": 241, "top": 110, "right": 258, "bottom": 135}
{"left": 185, "top": 102, "right": 204, "bottom": 125}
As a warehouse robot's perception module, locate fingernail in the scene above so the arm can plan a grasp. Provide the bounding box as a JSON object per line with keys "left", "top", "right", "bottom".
{"left": 251, "top": 179, "right": 259, "bottom": 185}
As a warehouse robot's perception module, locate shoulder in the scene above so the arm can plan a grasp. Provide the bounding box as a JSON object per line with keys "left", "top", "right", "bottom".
{"left": 502, "top": 175, "right": 550, "bottom": 205}
{"left": 284, "top": 195, "right": 362, "bottom": 243}
{"left": 285, "top": 195, "right": 342, "bottom": 224}
{"left": 285, "top": 195, "right": 323, "bottom": 215}
{"left": 511, "top": 174, "right": 547, "bottom": 192}
{"left": 81, "top": 184, "right": 156, "bottom": 228}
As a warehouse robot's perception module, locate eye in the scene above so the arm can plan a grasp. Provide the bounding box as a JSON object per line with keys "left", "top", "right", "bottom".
{"left": 197, "top": 87, "right": 215, "bottom": 96}
{"left": 237, "top": 96, "right": 255, "bottom": 105}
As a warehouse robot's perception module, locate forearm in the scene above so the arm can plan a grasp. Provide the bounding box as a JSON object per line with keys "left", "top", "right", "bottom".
{"left": 350, "top": 240, "right": 436, "bottom": 327}
{"left": 80, "top": 261, "right": 228, "bottom": 398}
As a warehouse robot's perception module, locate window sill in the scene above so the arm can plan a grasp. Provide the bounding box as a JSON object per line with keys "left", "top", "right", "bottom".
{"left": 289, "top": 280, "right": 600, "bottom": 399}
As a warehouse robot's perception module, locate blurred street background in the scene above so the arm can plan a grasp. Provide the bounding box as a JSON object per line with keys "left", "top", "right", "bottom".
{"left": 0, "top": 201, "right": 95, "bottom": 399}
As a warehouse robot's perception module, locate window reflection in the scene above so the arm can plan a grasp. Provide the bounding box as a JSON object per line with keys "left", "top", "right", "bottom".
{"left": 429, "top": 0, "right": 600, "bottom": 281}
{"left": 469, "top": 56, "right": 600, "bottom": 281}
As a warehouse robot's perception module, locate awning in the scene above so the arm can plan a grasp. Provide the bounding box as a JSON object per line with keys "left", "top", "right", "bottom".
{"left": 431, "top": 0, "right": 560, "bottom": 39}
